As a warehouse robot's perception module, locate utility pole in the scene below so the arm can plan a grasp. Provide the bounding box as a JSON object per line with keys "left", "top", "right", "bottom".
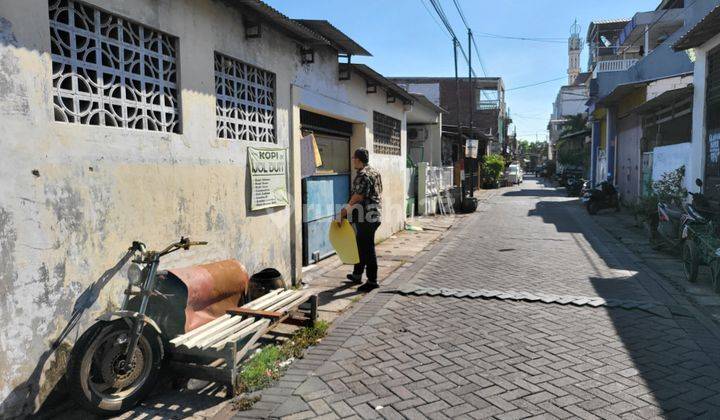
{"left": 467, "top": 28, "right": 474, "bottom": 197}
{"left": 454, "top": 37, "right": 464, "bottom": 198}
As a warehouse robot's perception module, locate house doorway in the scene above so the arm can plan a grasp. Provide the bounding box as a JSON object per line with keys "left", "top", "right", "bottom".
{"left": 300, "top": 110, "right": 353, "bottom": 266}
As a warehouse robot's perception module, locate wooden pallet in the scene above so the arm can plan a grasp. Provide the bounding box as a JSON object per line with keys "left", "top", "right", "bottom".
{"left": 167, "top": 289, "right": 317, "bottom": 394}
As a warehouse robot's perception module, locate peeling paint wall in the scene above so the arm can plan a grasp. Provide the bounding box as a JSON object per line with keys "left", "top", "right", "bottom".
{"left": 0, "top": 0, "right": 413, "bottom": 414}
{"left": 0, "top": 0, "right": 308, "bottom": 415}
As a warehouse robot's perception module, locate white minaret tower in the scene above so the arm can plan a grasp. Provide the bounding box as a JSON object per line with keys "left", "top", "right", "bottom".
{"left": 568, "top": 20, "right": 581, "bottom": 85}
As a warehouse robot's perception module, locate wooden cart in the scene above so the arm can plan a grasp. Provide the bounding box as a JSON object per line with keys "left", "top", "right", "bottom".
{"left": 166, "top": 289, "right": 317, "bottom": 394}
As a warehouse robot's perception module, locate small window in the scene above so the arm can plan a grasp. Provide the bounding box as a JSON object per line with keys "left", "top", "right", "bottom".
{"left": 373, "top": 111, "right": 401, "bottom": 155}
{"left": 215, "top": 52, "right": 276, "bottom": 142}
{"left": 49, "top": 0, "right": 180, "bottom": 133}
{"left": 476, "top": 89, "right": 499, "bottom": 110}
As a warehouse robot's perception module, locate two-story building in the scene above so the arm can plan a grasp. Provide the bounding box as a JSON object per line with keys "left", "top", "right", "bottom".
{"left": 585, "top": 0, "right": 719, "bottom": 203}
{"left": 390, "top": 76, "right": 509, "bottom": 189}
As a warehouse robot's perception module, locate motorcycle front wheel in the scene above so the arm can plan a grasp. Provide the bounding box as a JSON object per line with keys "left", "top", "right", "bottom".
{"left": 586, "top": 200, "right": 599, "bottom": 215}
{"left": 67, "top": 319, "right": 164, "bottom": 415}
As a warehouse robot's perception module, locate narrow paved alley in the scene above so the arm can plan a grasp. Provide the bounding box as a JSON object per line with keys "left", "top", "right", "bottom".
{"left": 237, "top": 178, "right": 720, "bottom": 420}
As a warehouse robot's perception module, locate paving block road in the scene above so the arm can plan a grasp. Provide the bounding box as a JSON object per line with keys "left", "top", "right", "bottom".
{"left": 233, "top": 178, "right": 720, "bottom": 420}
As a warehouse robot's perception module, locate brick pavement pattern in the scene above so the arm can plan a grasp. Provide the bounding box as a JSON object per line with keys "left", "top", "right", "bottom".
{"left": 237, "top": 179, "right": 720, "bottom": 419}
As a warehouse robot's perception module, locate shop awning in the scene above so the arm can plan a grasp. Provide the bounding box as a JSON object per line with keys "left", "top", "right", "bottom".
{"left": 632, "top": 85, "right": 693, "bottom": 115}
{"left": 294, "top": 20, "right": 371, "bottom": 56}
{"left": 351, "top": 64, "right": 415, "bottom": 104}
{"left": 597, "top": 81, "right": 648, "bottom": 106}
{"left": 559, "top": 128, "right": 591, "bottom": 141}
{"left": 673, "top": 4, "right": 720, "bottom": 51}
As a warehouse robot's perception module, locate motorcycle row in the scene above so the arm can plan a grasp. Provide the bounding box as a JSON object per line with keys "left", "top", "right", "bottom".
{"left": 651, "top": 179, "right": 720, "bottom": 291}
{"left": 557, "top": 170, "right": 620, "bottom": 215}
{"left": 562, "top": 173, "right": 720, "bottom": 289}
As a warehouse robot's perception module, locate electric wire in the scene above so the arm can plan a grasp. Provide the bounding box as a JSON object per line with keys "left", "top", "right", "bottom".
{"left": 507, "top": 76, "right": 568, "bottom": 91}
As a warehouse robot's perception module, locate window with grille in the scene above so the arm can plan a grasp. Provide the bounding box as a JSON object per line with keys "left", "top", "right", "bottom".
{"left": 373, "top": 111, "right": 401, "bottom": 155}
{"left": 215, "top": 53, "right": 276, "bottom": 142}
{"left": 49, "top": 0, "right": 180, "bottom": 133}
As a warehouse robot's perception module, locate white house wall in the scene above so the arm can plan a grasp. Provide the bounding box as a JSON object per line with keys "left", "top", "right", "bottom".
{"left": 689, "top": 33, "right": 720, "bottom": 193}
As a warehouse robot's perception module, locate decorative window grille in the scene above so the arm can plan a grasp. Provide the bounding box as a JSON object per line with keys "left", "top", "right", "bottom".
{"left": 215, "top": 53, "right": 276, "bottom": 142}
{"left": 373, "top": 111, "right": 401, "bottom": 155}
{"left": 49, "top": 0, "right": 180, "bottom": 133}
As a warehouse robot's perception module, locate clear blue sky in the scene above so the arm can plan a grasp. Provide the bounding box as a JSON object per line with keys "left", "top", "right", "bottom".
{"left": 265, "top": 0, "right": 658, "bottom": 142}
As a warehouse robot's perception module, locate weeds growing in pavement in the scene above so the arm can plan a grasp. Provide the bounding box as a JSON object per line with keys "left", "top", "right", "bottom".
{"left": 234, "top": 320, "right": 330, "bottom": 400}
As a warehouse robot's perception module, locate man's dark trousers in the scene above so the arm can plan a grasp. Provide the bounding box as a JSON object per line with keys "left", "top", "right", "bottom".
{"left": 352, "top": 221, "right": 381, "bottom": 283}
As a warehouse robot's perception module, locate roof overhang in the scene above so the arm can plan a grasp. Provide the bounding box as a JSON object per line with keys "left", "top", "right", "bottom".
{"left": 294, "top": 20, "right": 371, "bottom": 56}
{"left": 673, "top": 4, "right": 720, "bottom": 51}
{"left": 351, "top": 64, "right": 415, "bottom": 105}
{"left": 586, "top": 19, "right": 631, "bottom": 43}
{"left": 411, "top": 94, "right": 447, "bottom": 114}
{"left": 559, "top": 128, "right": 591, "bottom": 140}
{"left": 597, "top": 81, "right": 648, "bottom": 106}
{"left": 632, "top": 85, "right": 693, "bottom": 114}
{"left": 232, "top": 0, "right": 329, "bottom": 46}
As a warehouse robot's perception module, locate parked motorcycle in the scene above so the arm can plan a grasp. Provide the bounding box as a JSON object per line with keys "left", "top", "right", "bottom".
{"left": 581, "top": 181, "right": 620, "bottom": 215}
{"left": 67, "top": 237, "right": 207, "bottom": 415}
{"left": 650, "top": 201, "right": 686, "bottom": 250}
{"left": 565, "top": 177, "right": 585, "bottom": 197}
{"left": 681, "top": 179, "right": 720, "bottom": 288}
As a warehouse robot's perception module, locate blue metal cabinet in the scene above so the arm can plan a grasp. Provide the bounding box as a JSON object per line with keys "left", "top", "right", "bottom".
{"left": 302, "top": 174, "right": 350, "bottom": 265}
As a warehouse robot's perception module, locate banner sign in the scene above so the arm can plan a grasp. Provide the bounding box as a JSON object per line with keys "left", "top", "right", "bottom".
{"left": 249, "top": 147, "right": 289, "bottom": 210}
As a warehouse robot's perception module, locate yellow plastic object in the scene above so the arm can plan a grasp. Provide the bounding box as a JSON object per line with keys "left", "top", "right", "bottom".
{"left": 328, "top": 219, "right": 360, "bottom": 265}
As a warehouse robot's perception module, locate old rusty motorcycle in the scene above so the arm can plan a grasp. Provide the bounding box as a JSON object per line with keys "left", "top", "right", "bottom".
{"left": 65, "top": 238, "right": 217, "bottom": 415}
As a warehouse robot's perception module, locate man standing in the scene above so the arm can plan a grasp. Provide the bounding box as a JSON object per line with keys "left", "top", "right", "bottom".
{"left": 337, "top": 148, "right": 383, "bottom": 292}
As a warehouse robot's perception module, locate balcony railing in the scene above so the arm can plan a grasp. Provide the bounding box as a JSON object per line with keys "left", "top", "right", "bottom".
{"left": 592, "top": 59, "right": 639, "bottom": 77}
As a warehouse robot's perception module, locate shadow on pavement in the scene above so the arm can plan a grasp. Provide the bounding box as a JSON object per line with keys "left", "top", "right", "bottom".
{"left": 589, "top": 274, "right": 720, "bottom": 418}
{"left": 527, "top": 187, "right": 720, "bottom": 417}
{"left": 503, "top": 189, "right": 567, "bottom": 198}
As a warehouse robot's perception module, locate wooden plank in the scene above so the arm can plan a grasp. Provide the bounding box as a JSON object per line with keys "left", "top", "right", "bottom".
{"left": 267, "top": 292, "right": 308, "bottom": 312}
{"left": 199, "top": 318, "right": 258, "bottom": 350}
{"left": 250, "top": 290, "right": 295, "bottom": 311}
{"left": 170, "top": 346, "right": 225, "bottom": 359}
{"left": 213, "top": 319, "right": 269, "bottom": 352}
{"left": 226, "top": 308, "right": 283, "bottom": 319}
{"left": 177, "top": 316, "right": 247, "bottom": 349}
{"left": 242, "top": 289, "right": 284, "bottom": 309}
{"left": 167, "top": 361, "right": 229, "bottom": 383}
{"left": 275, "top": 293, "right": 312, "bottom": 314}
{"left": 224, "top": 319, "right": 271, "bottom": 358}
{"left": 170, "top": 314, "right": 232, "bottom": 346}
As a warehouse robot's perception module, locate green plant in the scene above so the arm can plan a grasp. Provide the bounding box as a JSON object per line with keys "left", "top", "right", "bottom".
{"left": 235, "top": 320, "right": 330, "bottom": 395}
{"left": 653, "top": 166, "right": 687, "bottom": 208}
{"left": 631, "top": 167, "right": 687, "bottom": 227}
{"left": 482, "top": 154, "right": 505, "bottom": 182}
